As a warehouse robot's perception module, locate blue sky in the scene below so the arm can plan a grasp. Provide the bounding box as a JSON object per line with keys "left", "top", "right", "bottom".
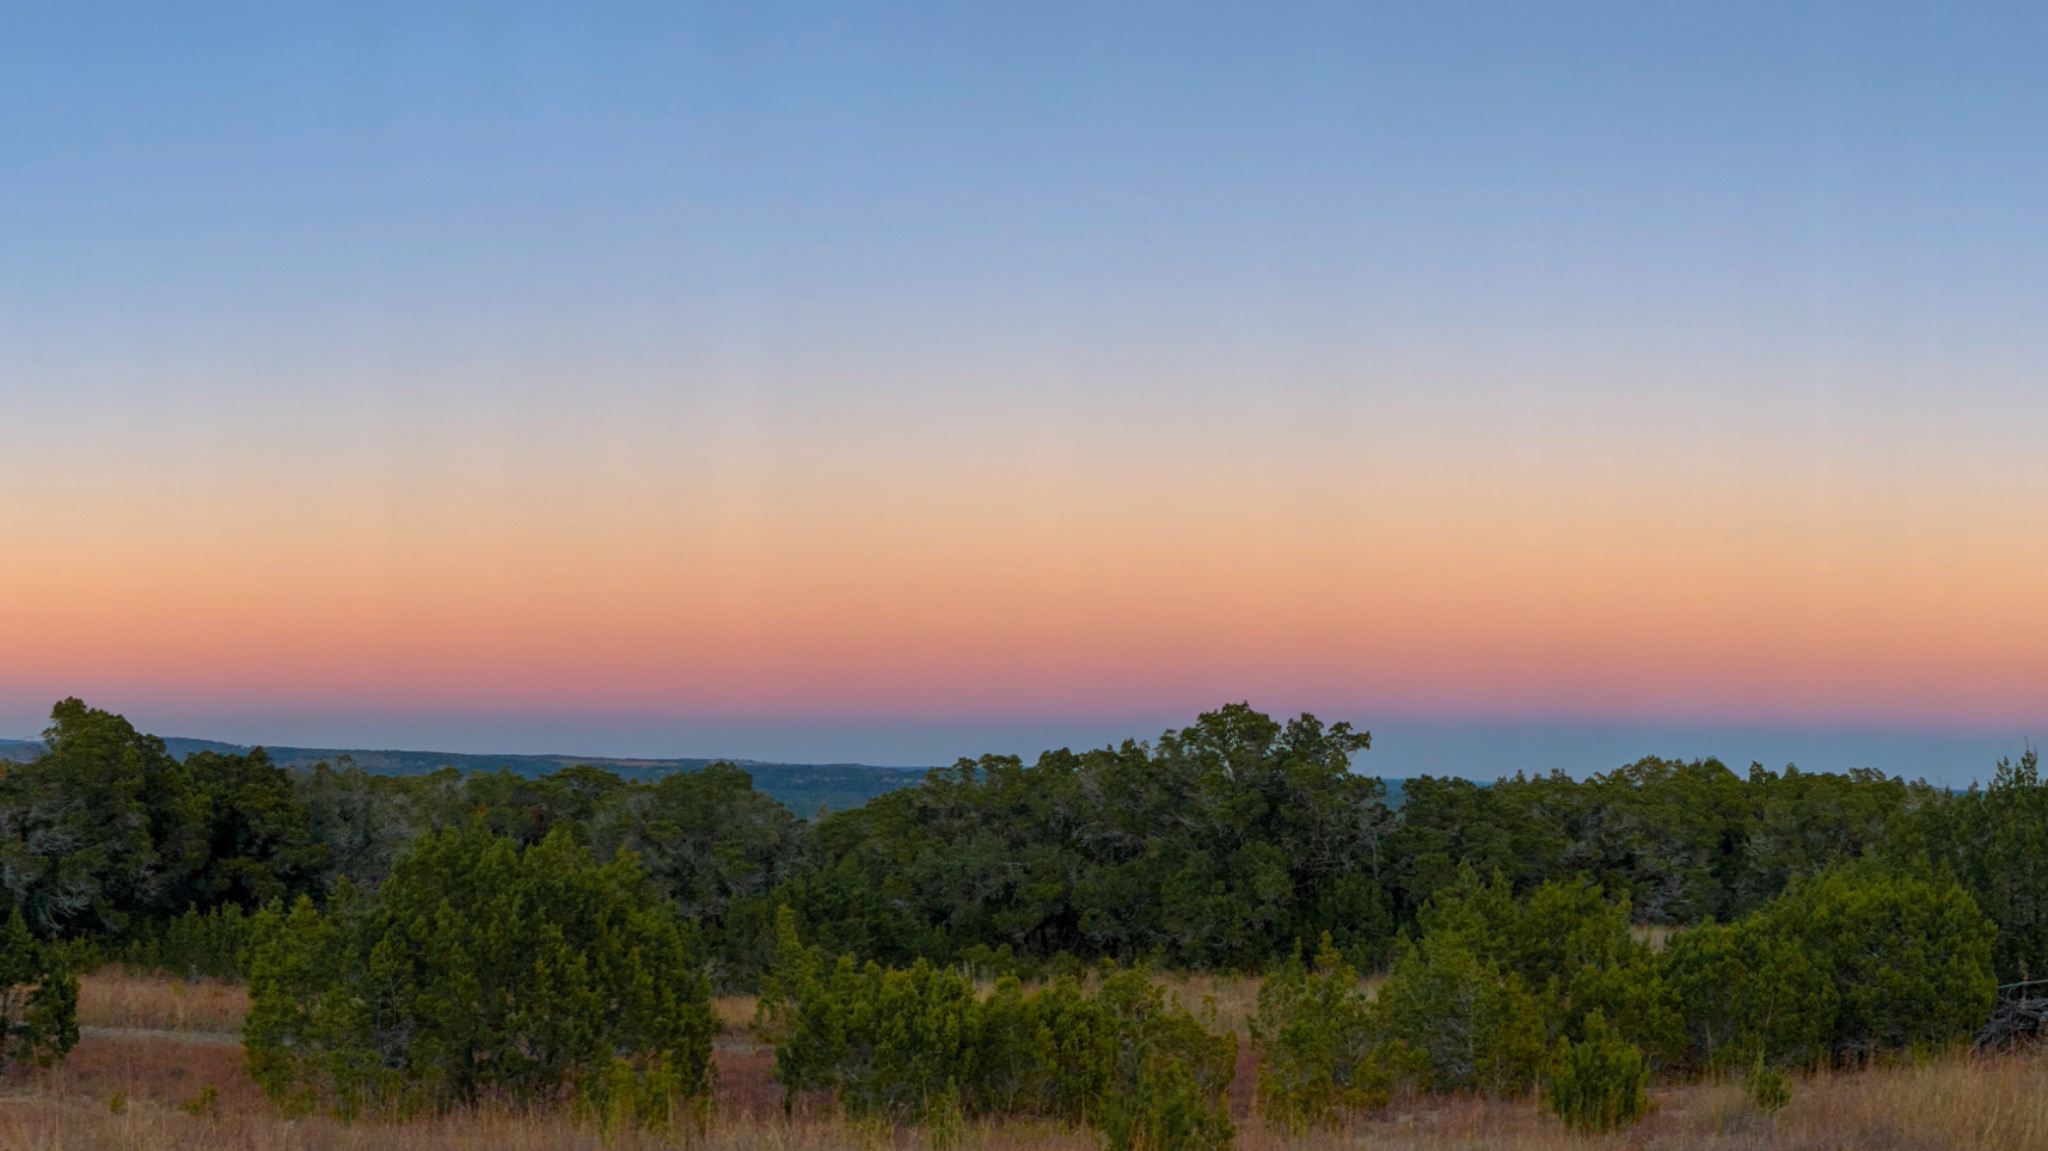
{"left": 4, "top": 3, "right": 2045, "bottom": 782}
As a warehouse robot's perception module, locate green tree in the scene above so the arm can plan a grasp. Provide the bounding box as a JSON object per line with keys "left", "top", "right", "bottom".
{"left": 777, "top": 704, "right": 1391, "bottom": 975}
{"left": 1543, "top": 1010, "right": 1648, "bottom": 1134}
{"left": 0, "top": 700, "right": 168, "bottom": 936}
{"left": 604, "top": 761, "right": 810, "bottom": 982}
{"left": 1665, "top": 917, "right": 1835, "bottom": 1070}
{"left": 0, "top": 906, "right": 78, "bottom": 1072}
{"left": 760, "top": 909, "right": 1233, "bottom": 1149}
{"left": 152, "top": 747, "right": 326, "bottom": 918}
{"left": 296, "top": 758, "right": 420, "bottom": 893}
{"left": 1249, "top": 935, "right": 1387, "bottom": 1131}
{"left": 1668, "top": 862, "right": 1994, "bottom": 1068}
{"left": 1907, "top": 750, "right": 2048, "bottom": 982}
{"left": 1768, "top": 863, "right": 1995, "bottom": 1060}
{"left": 244, "top": 825, "right": 715, "bottom": 1125}
{"left": 1372, "top": 929, "right": 1548, "bottom": 1097}
{"left": 1733, "top": 764, "right": 1908, "bottom": 916}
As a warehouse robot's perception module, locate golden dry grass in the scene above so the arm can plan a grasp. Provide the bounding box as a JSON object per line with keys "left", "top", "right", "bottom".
{"left": 1155, "top": 972, "right": 1382, "bottom": 1038}
{"left": 22, "top": 971, "right": 2048, "bottom": 1151}
{"left": 1630, "top": 924, "right": 1678, "bottom": 952}
{"left": 716, "top": 994, "right": 760, "bottom": 1035}
{"left": 76, "top": 969, "right": 248, "bottom": 1034}
{"left": 8, "top": 1038, "right": 2048, "bottom": 1150}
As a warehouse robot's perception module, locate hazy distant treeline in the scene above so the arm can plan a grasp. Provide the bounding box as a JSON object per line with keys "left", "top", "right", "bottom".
{"left": 1, "top": 697, "right": 2043, "bottom": 988}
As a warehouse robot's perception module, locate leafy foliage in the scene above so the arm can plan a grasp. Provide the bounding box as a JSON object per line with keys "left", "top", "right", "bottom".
{"left": 1372, "top": 902, "right": 1550, "bottom": 1097}
{"left": 1744, "top": 1058, "right": 1791, "bottom": 1114}
{"left": 120, "top": 903, "right": 250, "bottom": 980}
{"left": 1667, "top": 862, "right": 1996, "bottom": 1068}
{"left": 0, "top": 907, "right": 78, "bottom": 1073}
{"left": 244, "top": 825, "right": 715, "bottom": 1124}
{"left": 760, "top": 910, "right": 1234, "bottom": 1150}
{"left": 0, "top": 696, "right": 2033, "bottom": 1114}
{"left": 1902, "top": 748, "right": 2048, "bottom": 982}
{"left": 773, "top": 705, "right": 1392, "bottom": 974}
{"left": 1249, "top": 935, "right": 1387, "bottom": 1130}
{"left": 1544, "top": 1010, "right": 1649, "bottom": 1134}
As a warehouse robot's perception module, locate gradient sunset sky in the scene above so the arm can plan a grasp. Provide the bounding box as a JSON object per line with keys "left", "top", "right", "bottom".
{"left": 5, "top": 4, "right": 2045, "bottom": 779}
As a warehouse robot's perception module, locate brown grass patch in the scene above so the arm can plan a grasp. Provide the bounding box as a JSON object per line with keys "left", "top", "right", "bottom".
{"left": 77, "top": 968, "right": 248, "bottom": 1034}
{"left": 27, "top": 971, "right": 2048, "bottom": 1151}
{"left": 1631, "top": 924, "right": 1679, "bottom": 952}
{"left": 715, "top": 994, "right": 759, "bottom": 1035}
{"left": 1153, "top": 972, "right": 1383, "bottom": 1039}
{"left": 7, "top": 1040, "right": 2048, "bottom": 1150}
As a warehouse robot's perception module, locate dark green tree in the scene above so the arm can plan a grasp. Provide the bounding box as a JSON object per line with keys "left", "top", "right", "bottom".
{"left": 1668, "top": 862, "right": 1994, "bottom": 1067}
{"left": 603, "top": 761, "right": 809, "bottom": 980}
{"left": 0, "top": 906, "right": 78, "bottom": 1072}
{"left": 245, "top": 825, "right": 716, "bottom": 1125}
{"left": 1543, "top": 1010, "right": 1648, "bottom": 1134}
{"left": 0, "top": 700, "right": 169, "bottom": 935}
{"left": 1249, "top": 935, "right": 1388, "bottom": 1130}
{"left": 152, "top": 747, "right": 326, "bottom": 917}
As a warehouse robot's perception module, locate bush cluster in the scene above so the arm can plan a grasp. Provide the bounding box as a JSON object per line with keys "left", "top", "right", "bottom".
{"left": 1249, "top": 938, "right": 1384, "bottom": 1131}
{"left": 1666, "top": 862, "right": 1995, "bottom": 1068}
{"left": 120, "top": 903, "right": 250, "bottom": 980}
{"left": 1544, "top": 1011, "right": 1648, "bottom": 1133}
{"left": 1250, "top": 861, "right": 1993, "bottom": 1134}
{"left": 761, "top": 910, "right": 1234, "bottom": 1151}
{"left": 243, "top": 825, "right": 715, "bottom": 1127}
{"left": 0, "top": 907, "right": 77, "bottom": 1074}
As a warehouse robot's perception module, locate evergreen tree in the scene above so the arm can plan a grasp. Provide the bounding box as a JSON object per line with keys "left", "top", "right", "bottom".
{"left": 1544, "top": 1010, "right": 1648, "bottom": 1134}
{"left": 245, "top": 825, "right": 716, "bottom": 1125}
{"left": 0, "top": 906, "right": 78, "bottom": 1072}
{"left": 1249, "top": 935, "right": 1388, "bottom": 1130}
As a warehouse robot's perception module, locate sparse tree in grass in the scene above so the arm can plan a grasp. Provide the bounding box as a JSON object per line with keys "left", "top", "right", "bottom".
{"left": 1250, "top": 933, "right": 1388, "bottom": 1131}
{"left": 1543, "top": 1009, "right": 1648, "bottom": 1134}
{"left": 760, "top": 907, "right": 1234, "bottom": 1150}
{"left": 0, "top": 906, "right": 77, "bottom": 1073}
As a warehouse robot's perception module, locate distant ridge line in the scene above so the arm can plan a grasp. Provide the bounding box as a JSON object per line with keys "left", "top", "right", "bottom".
{"left": 0, "top": 735, "right": 929, "bottom": 815}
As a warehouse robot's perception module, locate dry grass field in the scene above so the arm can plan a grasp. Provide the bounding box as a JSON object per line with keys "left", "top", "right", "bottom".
{"left": 8, "top": 970, "right": 2044, "bottom": 1151}
{"left": 77, "top": 969, "right": 249, "bottom": 1035}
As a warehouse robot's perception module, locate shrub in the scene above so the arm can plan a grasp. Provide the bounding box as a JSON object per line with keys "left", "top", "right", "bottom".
{"left": 1665, "top": 918, "right": 1835, "bottom": 1070}
{"left": 1249, "top": 935, "right": 1387, "bottom": 1130}
{"left": 1089, "top": 970, "right": 1236, "bottom": 1151}
{"left": 0, "top": 906, "right": 77, "bottom": 1073}
{"left": 1372, "top": 931, "right": 1548, "bottom": 1097}
{"left": 1406, "top": 868, "right": 1682, "bottom": 1065}
{"left": 1095, "top": 1053, "right": 1234, "bottom": 1151}
{"left": 123, "top": 904, "right": 251, "bottom": 980}
{"left": 1668, "top": 863, "right": 1995, "bottom": 1068}
{"left": 770, "top": 951, "right": 982, "bottom": 1124}
{"left": 761, "top": 910, "right": 1234, "bottom": 1149}
{"left": 1770, "top": 863, "right": 1995, "bottom": 1059}
{"left": 244, "top": 825, "right": 715, "bottom": 1126}
{"left": 1544, "top": 1010, "right": 1648, "bottom": 1134}
{"left": 1744, "top": 1059, "right": 1791, "bottom": 1114}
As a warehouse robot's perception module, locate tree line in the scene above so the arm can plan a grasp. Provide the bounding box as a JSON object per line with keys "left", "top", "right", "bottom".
{"left": 2, "top": 698, "right": 2043, "bottom": 985}
{"left": 0, "top": 697, "right": 2038, "bottom": 1140}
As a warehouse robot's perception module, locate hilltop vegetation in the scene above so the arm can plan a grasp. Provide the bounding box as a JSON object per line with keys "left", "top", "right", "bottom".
{"left": 0, "top": 733, "right": 922, "bottom": 816}
{"left": 0, "top": 697, "right": 2040, "bottom": 1144}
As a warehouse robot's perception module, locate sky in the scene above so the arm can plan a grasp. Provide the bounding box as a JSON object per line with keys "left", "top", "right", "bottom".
{"left": 3, "top": 4, "right": 2046, "bottom": 781}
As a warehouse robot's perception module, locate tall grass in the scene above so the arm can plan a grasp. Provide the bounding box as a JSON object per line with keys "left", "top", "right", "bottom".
{"left": 19, "top": 970, "right": 2046, "bottom": 1151}
{"left": 76, "top": 969, "right": 249, "bottom": 1034}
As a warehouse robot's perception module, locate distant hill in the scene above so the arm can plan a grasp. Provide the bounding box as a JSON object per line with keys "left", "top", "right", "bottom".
{"left": 0, "top": 735, "right": 926, "bottom": 815}
{"left": 1, "top": 735, "right": 1399, "bottom": 815}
